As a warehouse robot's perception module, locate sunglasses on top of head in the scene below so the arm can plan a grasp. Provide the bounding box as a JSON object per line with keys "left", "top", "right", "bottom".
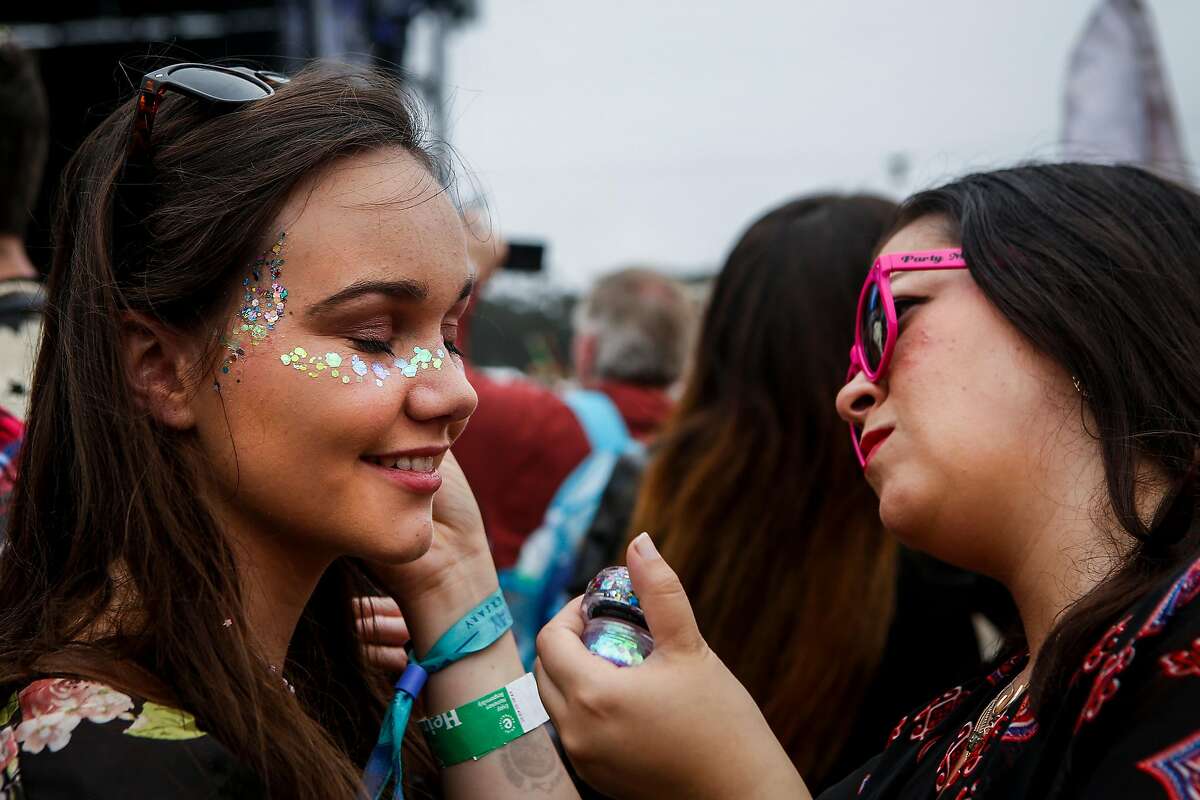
{"left": 846, "top": 247, "right": 969, "bottom": 468}
{"left": 115, "top": 63, "right": 290, "bottom": 253}
{"left": 129, "top": 63, "right": 290, "bottom": 157}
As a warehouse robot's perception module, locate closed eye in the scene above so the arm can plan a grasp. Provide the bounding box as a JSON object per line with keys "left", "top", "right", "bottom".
{"left": 349, "top": 338, "right": 396, "bottom": 356}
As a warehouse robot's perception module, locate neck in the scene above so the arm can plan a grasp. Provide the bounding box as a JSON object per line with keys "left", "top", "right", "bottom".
{"left": 0, "top": 236, "right": 37, "bottom": 281}
{"left": 999, "top": 456, "right": 1123, "bottom": 663}
{"left": 220, "top": 509, "right": 334, "bottom": 669}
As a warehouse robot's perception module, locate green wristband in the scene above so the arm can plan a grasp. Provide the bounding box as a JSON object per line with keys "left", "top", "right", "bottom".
{"left": 417, "top": 673, "right": 549, "bottom": 767}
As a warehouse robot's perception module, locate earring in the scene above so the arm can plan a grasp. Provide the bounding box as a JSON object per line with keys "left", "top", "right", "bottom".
{"left": 1071, "top": 376, "right": 1090, "bottom": 399}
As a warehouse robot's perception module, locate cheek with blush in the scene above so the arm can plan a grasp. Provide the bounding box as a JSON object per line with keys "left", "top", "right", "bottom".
{"left": 888, "top": 326, "right": 938, "bottom": 383}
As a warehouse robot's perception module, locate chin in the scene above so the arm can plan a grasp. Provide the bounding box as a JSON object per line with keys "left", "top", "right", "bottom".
{"left": 363, "top": 517, "right": 434, "bottom": 565}
{"left": 876, "top": 477, "right": 936, "bottom": 548}
{"left": 879, "top": 485, "right": 994, "bottom": 575}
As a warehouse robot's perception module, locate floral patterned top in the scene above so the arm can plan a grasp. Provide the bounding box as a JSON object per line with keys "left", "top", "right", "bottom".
{"left": 821, "top": 553, "right": 1200, "bottom": 799}
{"left": 0, "top": 677, "right": 262, "bottom": 798}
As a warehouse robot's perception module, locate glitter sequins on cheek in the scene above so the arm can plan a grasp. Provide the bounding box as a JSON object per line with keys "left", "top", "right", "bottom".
{"left": 219, "top": 232, "right": 289, "bottom": 376}
{"left": 279, "top": 345, "right": 446, "bottom": 387}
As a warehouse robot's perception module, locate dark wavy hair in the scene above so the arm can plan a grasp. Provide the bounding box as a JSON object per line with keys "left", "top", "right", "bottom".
{"left": 894, "top": 162, "right": 1200, "bottom": 704}
{"left": 0, "top": 63, "right": 442, "bottom": 798}
{"left": 630, "top": 194, "right": 900, "bottom": 786}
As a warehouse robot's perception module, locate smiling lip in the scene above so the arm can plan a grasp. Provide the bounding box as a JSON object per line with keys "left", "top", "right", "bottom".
{"left": 360, "top": 445, "right": 448, "bottom": 495}
{"left": 859, "top": 427, "right": 894, "bottom": 468}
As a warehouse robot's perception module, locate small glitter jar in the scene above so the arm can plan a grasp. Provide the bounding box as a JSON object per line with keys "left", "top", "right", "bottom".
{"left": 581, "top": 566, "right": 654, "bottom": 667}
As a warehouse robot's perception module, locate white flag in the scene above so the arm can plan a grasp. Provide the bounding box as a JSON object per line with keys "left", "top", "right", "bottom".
{"left": 1062, "top": 0, "right": 1190, "bottom": 182}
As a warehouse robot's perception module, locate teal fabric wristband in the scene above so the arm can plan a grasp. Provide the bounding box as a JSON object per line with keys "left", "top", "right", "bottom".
{"left": 362, "top": 588, "right": 514, "bottom": 800}
{"left": 418, "top": 589, "right": 512, "bottom": 673}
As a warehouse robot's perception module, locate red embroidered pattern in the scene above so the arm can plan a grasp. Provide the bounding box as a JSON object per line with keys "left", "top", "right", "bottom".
{"left": 917, "top": 735, "right": 942, "bottom": 764}
{"left": 1077, "top": 643, "right": 1136, "bottom": 731}
{"left": 1136, "top": 729, "right": 1200, "bottom": 800}
{"left": 1140, "top": 558, "right": 1200, "bottom": 641}
{"left": 1161, "top": 638, "right": 1200, "bottom": 679}
{"left": 1080, "top": 616, "right": 1132, "bottom": 676}
{"left": 952, "top": 781, "right": 981, "bottom": 800}
{"left": 985, "top": 653, "right": 1027, "bottom": 687}
{"left": 909, "top": 687, "right": 968, "bottom": 743}
{"left": 885, "top": 715, "right": 908, "bottom": 749}
{"left": 934, "top": 722, "right": 974, "bottom": 793}
{"left": 935, "top": 708, "right": 1012, "bottom": 795}
{"left": 1000, "top": 695, "right": 1038, "bottom": 743}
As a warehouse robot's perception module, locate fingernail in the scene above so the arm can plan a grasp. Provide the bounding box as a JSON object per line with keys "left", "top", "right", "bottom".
{"left": 633, "top": 532, "right": 660, "bottom": 561}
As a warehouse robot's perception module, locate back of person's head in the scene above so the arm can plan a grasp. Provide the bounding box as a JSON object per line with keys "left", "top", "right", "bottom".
{"left": 893, "top": 162, "right": 1200, "bottom": 704}
{"left": 572, "top": 267, "right": 694, "bottom": 386}
{"left": 630, "top": 194, "right": 898, "bottom": 784}
{"left": 0, "top": 41, "right": 49, "bottom": 239}
{"left": 0, "top": 62, "right": 441, "bottom": 799}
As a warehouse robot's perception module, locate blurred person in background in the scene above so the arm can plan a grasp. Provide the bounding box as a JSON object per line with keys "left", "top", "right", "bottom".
{"left": 0, "top": 41, "right": 50, "bottom": 499}
{"left": 624, "top": 195, "right": 989, "bottom": 793}
{"left": 454, "top": 263, "right": 696, "bottom": 570}
{"left": 0, "top": 41, "right": 48, "bottom": 423}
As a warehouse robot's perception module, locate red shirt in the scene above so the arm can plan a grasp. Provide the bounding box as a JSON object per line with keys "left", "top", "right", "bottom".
{"left": 453, "top": 367, "right": 672, "bottom": 569}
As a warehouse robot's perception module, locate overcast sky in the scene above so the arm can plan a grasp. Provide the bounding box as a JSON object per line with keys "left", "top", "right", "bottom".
{"left": 424, "top": 1, "right": 1200, "bottom": 288}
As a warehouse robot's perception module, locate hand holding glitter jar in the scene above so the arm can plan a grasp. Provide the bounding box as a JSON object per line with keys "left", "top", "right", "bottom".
{"left": 535, "top": 534, "right": 809, "bottom": 799}
{"left": 580, "top": 566, "right": 654, "bottom": 666}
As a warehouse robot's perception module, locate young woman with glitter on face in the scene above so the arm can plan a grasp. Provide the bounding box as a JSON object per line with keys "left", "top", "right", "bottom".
{"left": 535, "top": 163, "right": 1200, "bottom": 799}
{"left": 0, "top": 64, "right": 576, "bottom": 799}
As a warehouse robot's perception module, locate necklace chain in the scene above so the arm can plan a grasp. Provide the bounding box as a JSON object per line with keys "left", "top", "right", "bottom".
{"left": 224, "top": 618, "right": 295, "bottom": 694}
{"left": 964, "top": 674, "right": 1027, "bottom": 754}
{"left": 267, "top": 663, "right": 296, "bottom": 694}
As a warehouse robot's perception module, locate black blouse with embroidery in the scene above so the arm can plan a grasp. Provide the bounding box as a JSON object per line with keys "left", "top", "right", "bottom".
{"left": 821, "top": 554, "right": 1200, "bottom": 800}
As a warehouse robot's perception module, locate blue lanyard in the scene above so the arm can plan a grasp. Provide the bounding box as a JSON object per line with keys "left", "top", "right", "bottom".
{"left": 362, "top": 589, "right": 513, "bottom": 800}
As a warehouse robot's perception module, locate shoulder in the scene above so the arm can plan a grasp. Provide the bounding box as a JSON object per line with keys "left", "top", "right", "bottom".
{"left": 465, "top": 366, "right": 568, "bottom": 414}
{"left": 1059, "top": 556, "right": 1200, "bottom": 797}
{"left": 1072, "top": 553, "right": 1200, "bottom": 720}
{"left": 456, "top": 368, "right": 588, "bottom": 467}
{"left": 3, "top": 677, "right": 261, "bottom": 799}
{"left": 459, "top": 367, "right": 583, "bottom": 443}
{"left": 595, "top": 382, "right": 673, "bottom": 439}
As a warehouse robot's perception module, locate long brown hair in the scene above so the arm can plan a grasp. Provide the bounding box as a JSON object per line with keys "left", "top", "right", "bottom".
{"left": 0, "top": 63, "right": 442, "bottom": 798}
{"left": 629, "top": 195, "right": 899, "bottom": 786}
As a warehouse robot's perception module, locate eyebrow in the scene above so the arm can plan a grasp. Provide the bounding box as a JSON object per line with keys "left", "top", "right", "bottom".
{"left": 306, "top": 276, "right": 474, "bottom": 319}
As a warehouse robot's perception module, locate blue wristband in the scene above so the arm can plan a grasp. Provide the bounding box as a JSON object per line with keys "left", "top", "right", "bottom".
{"left": 362, "top": 588, "right": 513, "bottom": 800}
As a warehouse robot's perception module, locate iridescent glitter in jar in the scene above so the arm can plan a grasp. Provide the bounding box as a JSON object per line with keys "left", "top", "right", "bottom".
{"left": 580, "top": 566, "right": 654, "bottom": 667}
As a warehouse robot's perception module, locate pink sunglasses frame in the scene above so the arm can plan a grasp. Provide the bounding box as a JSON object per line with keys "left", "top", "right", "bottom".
{"left": 846, "top": 247, "right": 969, "bottom": 467}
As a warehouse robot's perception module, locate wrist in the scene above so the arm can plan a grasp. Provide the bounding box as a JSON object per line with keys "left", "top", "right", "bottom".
{"left": 397, "top": 559, "right": 502, "bottom": 656}
{"left": 421, "top": 631, "right": 525, "bottom": 718}
{"left": 705, "top": 719, "right": 809, "bottom": 800}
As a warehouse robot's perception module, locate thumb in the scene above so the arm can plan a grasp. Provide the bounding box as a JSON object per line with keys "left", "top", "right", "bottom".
{"left": 626, "top": 532, "right": 705, "bottom": 654}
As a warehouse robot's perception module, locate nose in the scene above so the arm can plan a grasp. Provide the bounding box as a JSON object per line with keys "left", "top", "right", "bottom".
{"left": 836, "top": 369, "right": 886, "bottom": 428}
{"left": 404, "top": 360, "right": 478, "bottom": 428}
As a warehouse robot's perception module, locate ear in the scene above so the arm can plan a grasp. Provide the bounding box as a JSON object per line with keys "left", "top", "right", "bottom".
{"left": 120, "top": 312, "right": 201, "bottom": 430}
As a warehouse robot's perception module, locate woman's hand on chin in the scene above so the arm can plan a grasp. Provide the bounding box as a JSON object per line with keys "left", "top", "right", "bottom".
{"left": 535, "top": 534, "right": 812, "bottom": 800}
{"left": 369, "top": 450, "right": 500, "bottom": 652}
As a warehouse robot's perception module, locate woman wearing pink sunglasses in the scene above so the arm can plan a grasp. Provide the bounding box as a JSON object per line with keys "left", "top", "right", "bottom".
{"left": 536, "top": 162, "right": 1200, "bottom": 799}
